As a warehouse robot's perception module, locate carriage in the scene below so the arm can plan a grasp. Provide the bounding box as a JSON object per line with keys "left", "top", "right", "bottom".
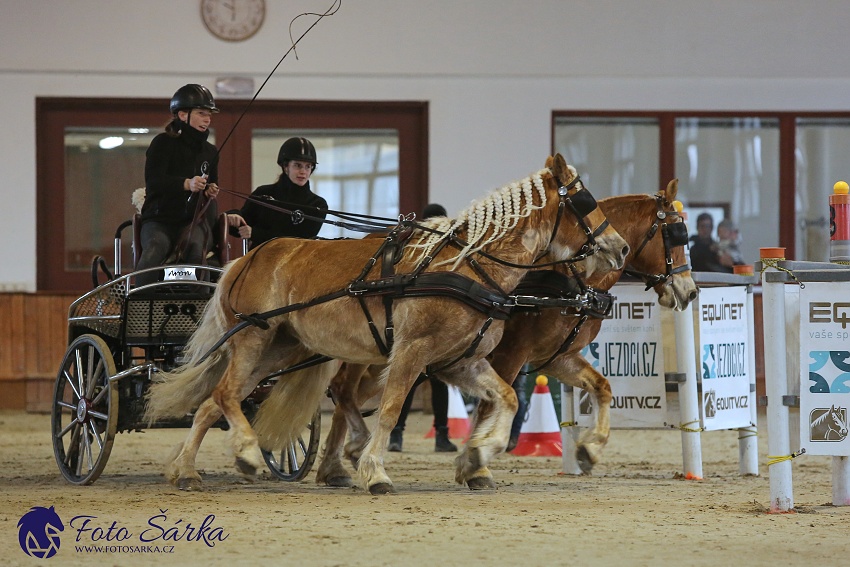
{"left": 51, "top": 154, "right": 684, "bottom": 493}
{"left": 50, "top": 220, "right": 321, "bottom": 485}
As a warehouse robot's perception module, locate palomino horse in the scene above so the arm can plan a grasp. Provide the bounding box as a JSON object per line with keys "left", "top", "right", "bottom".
{"left": 144, "top": 154, "right": 629, "bottom": 493}
{"left": 315, "top": 180, "right": 698, "bottom": 487}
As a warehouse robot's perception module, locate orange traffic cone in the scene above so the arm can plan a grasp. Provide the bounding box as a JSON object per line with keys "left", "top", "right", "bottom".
{"left": 511, "top": 375, "right": 562, "bottom": 456}
{"left": 426, "top": 384, "right": 470, "bottom": 440}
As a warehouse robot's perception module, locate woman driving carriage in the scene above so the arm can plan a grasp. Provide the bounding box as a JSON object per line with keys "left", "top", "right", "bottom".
{"left": 136, "top": 84, "right": 249, "bottom": 285}
{"left": 235, "top": 136, "right": 328, "bottom": 249}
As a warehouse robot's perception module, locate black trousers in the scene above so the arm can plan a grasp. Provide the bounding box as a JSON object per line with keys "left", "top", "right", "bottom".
{"left": 394, "top": 374, "right": 449, "bottom": 430}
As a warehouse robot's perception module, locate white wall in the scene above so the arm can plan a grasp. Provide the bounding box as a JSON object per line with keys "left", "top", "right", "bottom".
{"left": 2, "top": 0, "right": 850, "bottom": 290}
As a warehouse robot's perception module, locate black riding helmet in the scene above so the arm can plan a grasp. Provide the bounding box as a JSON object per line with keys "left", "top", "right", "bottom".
{"left": 169, "top": 84, "right": 220, "bottom": 115}
{"left": 277, "top": 137, "right": 318, "bottom": 168}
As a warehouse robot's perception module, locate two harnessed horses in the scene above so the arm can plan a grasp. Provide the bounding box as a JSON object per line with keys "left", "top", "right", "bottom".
{"left": 144, "top": 154, "right": 629, "bottom": 493}
{"left": 315, "top": 180, "right": 698, "bottom": 487}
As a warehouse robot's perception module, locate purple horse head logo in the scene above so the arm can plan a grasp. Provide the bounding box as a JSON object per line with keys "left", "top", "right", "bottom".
{"left": 17, "top": 506, "right": 64, "bottom": 558}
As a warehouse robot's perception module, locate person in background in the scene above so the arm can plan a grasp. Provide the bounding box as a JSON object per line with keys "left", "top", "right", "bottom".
{"left": 388, "top": 203, "right": 458, "bottom": 453}
{"left": 236, "top": 136, "right": 327, "bottom": 249}
{"left": 506, "top": 371, "right": 529, "bottom": 452}
{"left": 717, "top": 218, "right": 745, "bottom": 266}
{"left": 137, "top": 84, "right": 248, "bottom": 285}
{"left": 688, "top": 212, "right": 733, "bottom": 273}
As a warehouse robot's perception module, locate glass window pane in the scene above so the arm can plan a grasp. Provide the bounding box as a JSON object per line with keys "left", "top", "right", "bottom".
{"left": 64, "top": 126, "right": 217, "bottom": 275}
{"left": 674, "top": 117, "right": 779, "bottom": 267}
{"left": 65, "top": 126, "right": 157, "bottom": 274}
{"left": 795, "top": 118, "right": 850, "bottom": 262}
{"left": 553, "top": 116, "right": 659, "bottom": 197}
{"left": 251, "top": 129, "right": 399, "bottom": 239}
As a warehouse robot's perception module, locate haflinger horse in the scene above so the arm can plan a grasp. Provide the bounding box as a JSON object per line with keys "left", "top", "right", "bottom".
{"left": 314, "top": 179, "right": 698, "bottom": 487}
{"left": 144, "top": 154, "right": 630, "bottom": 493}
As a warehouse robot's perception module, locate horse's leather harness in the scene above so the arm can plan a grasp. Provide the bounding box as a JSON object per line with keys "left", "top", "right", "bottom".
{"left": 199, "top": 177, "right": 612, "bottom": 373}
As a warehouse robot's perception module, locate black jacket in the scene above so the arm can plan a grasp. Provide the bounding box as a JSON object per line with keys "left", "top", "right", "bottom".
{"left": 689, "top": 235, "right": 731, "bottom": 273}
{"left": 142, "top": 124, "right": 219, "bottom": 224}
{"left": 239, "top": 177, "right": 328, "bottom": 248}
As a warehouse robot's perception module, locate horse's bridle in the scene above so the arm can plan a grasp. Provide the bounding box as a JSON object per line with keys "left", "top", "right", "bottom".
{"left": 540, "top": 175, "right": 610, "bottom": 265}
{"left": 624, "top": 194, "right": 691, "bottom": 290}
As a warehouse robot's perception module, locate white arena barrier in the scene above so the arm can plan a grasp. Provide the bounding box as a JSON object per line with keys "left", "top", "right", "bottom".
{"left": 759, "top": 251, "right": 850, "bottom": 512}
{"left": 561, "top": 272, "right": 760, "bottom": 479}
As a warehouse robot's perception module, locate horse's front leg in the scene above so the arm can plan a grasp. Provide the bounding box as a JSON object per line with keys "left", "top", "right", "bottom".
{"left": 544, "top": 354, "right": 611, "bottom": 473}
{"left": 356, "top": 361, "right": 421, "bottom": 495}
{"left": 165, "top": 397, "right": 221, "bottom": 490}
{"left": 446, "top": 360, "right": 517, "bottom": 490}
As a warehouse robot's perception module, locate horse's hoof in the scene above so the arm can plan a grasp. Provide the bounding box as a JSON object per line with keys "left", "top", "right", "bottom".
{"left": 576, "top": 446, "right": 594, "bottom": 475}
{"left": 466, "top": 476, "right": 496, "bottom": 491}
{"left": 176, "top": 477, "right": 203, "bottom": 491}
{"left": 325, "top": 476, "right": 355, "bottom": 488}
{"left": 368, "top": 482, "right": 396, "bottom": 495}
{"left": 235, "top": 457, "right": 258, "bottom": 478}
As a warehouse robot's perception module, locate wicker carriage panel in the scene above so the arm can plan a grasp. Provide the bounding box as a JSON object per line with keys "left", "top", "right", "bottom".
{"left": 67, "top": 279, "right": 128, "bottom": 338}
{"left": 124, "top": 297, "right": 208, "bottom": 342}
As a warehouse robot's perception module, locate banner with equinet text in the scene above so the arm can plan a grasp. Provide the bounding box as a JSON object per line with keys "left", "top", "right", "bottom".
{"left": 697, "top": 286, "right": 753, "bottom": 431}
{"left": 799, "top": 282, "right": 850, "bottom": 456}
{"left": 577, "top": 283, "right": 667, "bottom": 428}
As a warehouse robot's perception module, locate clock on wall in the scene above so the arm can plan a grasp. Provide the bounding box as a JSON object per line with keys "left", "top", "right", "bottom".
{"left": 201, "top": 0, "right": 266, "bottom": 42}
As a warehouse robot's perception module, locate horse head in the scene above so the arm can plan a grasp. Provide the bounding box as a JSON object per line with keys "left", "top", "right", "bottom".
{"left": 544, "top": 154, "right": 629, "bottom": 276}
{"left": 607, "top": 179, "right": 698, "bottom": 311}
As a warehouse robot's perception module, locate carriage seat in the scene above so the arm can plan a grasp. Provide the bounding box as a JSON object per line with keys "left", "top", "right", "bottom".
{"left": 132, "top": 212, "right": 232, "bottom": 268}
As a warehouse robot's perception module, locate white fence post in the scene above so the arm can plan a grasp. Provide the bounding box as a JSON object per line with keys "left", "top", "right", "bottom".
{"left": 834, "top": 456, "right": 850, "bottom": 505}
{"left": 673, "top": 303, "right": 703, "bottom": 479}
{"left": 739, "top": 284, "right": 759, "bottom": 476}
{"left": 760, "top": 249, "right": 794, "bottom": 512}
{"left": 560, "top": 383, "right": 583, "bottom": 475}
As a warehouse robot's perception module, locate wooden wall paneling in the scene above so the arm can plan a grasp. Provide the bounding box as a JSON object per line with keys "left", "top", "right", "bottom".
{"left": 12, "top": 294, "right": 26, "bottom": 376}
{"left": 0, "top": 295, "right": 13, "bottom": 378}
{"left": 23, "top": 294, "right": 41, "bottom": 378}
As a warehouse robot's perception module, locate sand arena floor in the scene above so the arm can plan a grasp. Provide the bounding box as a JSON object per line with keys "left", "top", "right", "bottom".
{"left": 0, "top": 408, "right": 847, "bottom": 566}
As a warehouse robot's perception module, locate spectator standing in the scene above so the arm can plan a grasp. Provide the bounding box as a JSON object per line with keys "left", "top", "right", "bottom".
{"left": 717, "top": 218, "right": 745, "bottom": 266}
{"left": 688, "top": 212, "right": 733, "bottom": 273}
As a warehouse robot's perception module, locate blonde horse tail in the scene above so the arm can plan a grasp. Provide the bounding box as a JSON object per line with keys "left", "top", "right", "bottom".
{"left": 253, "top": 362, "right": 339, "bottom": 451}
{"left": 143, "top": 276, "right": 233, "bottom": 423}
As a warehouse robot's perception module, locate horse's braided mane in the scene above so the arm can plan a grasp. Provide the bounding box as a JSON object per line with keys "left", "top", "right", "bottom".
{"left": 407, "top": 168, "right": 550, "bottom": 269}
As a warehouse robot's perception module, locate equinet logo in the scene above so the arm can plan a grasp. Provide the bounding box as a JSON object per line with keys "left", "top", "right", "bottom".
{"left": 809, "top": 302, "right": 850, "bottom": 329}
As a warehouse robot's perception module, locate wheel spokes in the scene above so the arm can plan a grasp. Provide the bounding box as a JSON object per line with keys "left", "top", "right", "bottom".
{"left": 285, "top": 445, "right": 300, "bottom": 474}
{"left": 86, "top": 357, "right": 105, "bottom": 399}
{"left": 62, "top": 367, "right": 82, "bottom": 400}
{"left": 75, "top": 348, "right": 85, "bottom": 398}
{"left": 87, "top": 420, "right": 104, "bottom": 451}
{"left": 57, "top": 417, "right": 80, "bottom": 439}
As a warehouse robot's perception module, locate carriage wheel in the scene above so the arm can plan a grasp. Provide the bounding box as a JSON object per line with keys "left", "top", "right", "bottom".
{"left": 51, "top": 334, "right": 118, "bottom": 485}
{"left": 262, "top": 408, "right": 321, "bottom": 481}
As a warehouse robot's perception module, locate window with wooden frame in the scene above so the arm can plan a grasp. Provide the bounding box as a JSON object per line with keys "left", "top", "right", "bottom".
{"left": 553, "top": 111, "right": 850, "bottom": 265}
{"left": 36, "top": 98, "right": 428, "bottom": 292}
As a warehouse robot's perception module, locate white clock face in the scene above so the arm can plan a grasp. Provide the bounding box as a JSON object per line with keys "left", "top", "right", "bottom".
{"left": 201, "top": 0, "right": 266, "bottom": 42}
